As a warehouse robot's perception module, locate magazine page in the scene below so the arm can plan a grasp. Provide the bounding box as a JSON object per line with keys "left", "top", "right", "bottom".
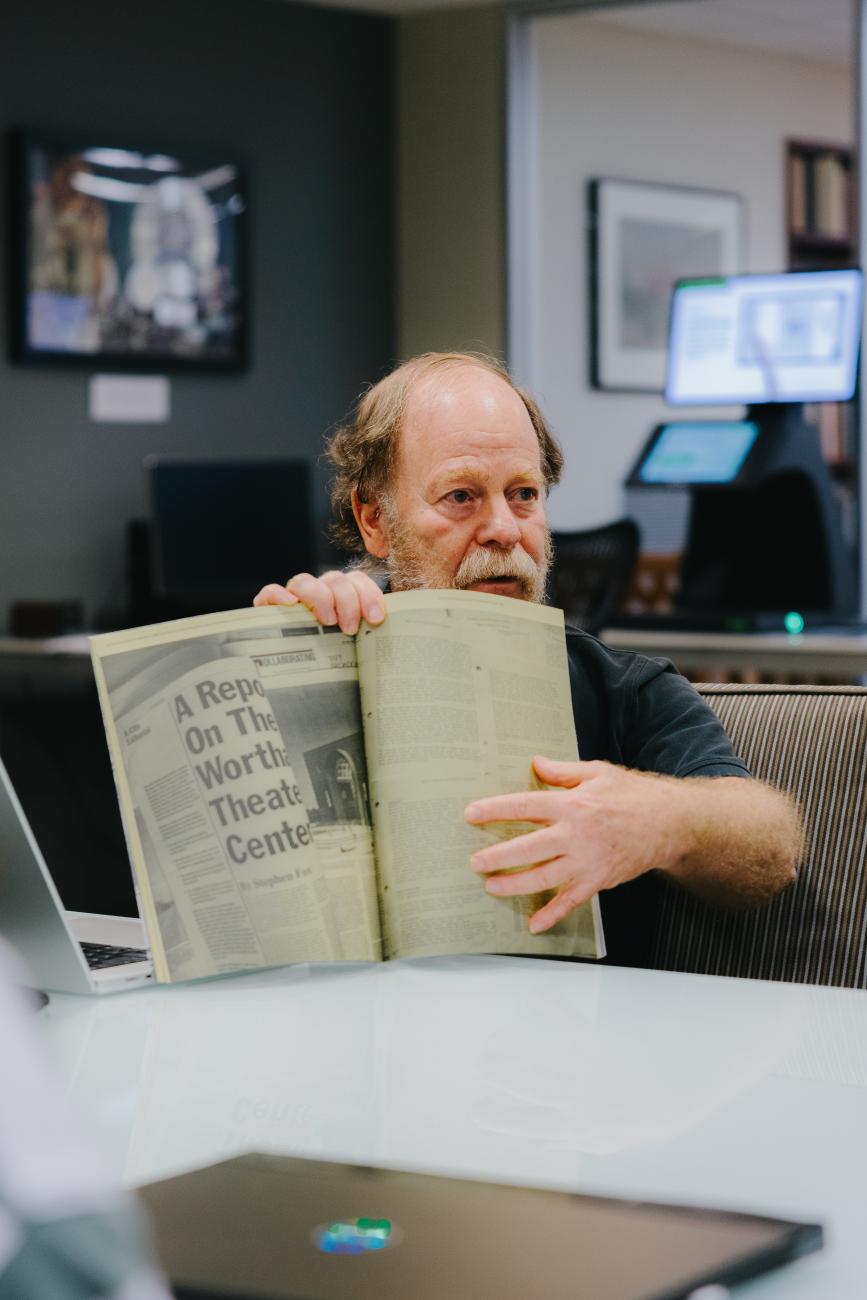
{"left": 91, "top": 608, "right": 381, "bottom": 983}
{"left": 357, "top": 591, "right": 604, "bottom": 961}
{"left": 220, "top": 635, "right": 380, "bottom": 962}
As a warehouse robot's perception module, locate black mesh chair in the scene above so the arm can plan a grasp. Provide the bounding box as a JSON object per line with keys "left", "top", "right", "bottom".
{"left": 548, "top": 519, "right": 640, "bottom": 635}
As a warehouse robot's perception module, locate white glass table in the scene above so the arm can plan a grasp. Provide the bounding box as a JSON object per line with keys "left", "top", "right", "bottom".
{"left": 39, "top": 957, "right": 867, "bottom": 1298}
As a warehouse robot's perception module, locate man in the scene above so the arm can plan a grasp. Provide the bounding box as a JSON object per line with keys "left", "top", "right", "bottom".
{"left": 255, "top": 352, "right": 799, "bottom": 965}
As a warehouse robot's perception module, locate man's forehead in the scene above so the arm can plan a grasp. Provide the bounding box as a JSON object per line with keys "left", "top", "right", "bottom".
{"left": 399, "top": 364, "right": 538, "bottom": 455}
{"left": 405, "top": 361, "right": 517, "bottom": 413}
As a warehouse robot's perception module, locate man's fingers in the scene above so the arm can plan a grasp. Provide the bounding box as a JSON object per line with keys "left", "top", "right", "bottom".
{"left": 253, "top": 584, "right": 300, "bottom": 607}
{"left": 285, "top": 572, "right": 340, "bottom": 626}
{"left": 528, "top": 879, "right": 597, "bottom": 934}
{"left": 319, "top": 570, "right": 366, "bottom": 635}
{"left": 483, "top": 856, "right": 568, "bottom": 897}
{"left": 253, "top": 570, "right": 385, "bottom": 632}
{"left": 346, "top": 570, "right": 386, "bottom": 626}
{"left": 531, "top": 755, "right": 604, "bottom": 789}
{"left": 465, "top": 790, "right": 567, "bottom": 825}
{"left": 470, "top": 826, "right": 562, "bottom": 875}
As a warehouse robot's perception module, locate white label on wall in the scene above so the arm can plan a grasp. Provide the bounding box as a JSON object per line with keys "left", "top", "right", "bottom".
{"left": 89, "top": 375, "right": 170, "bottom": 423}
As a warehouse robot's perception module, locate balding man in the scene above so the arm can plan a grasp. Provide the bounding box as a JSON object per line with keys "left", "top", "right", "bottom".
{"left": 255, "top": 353, "right": 798, "bottom": 965}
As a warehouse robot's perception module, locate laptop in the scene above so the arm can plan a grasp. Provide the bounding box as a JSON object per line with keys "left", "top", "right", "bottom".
{"left": 0, "top": 753, "right": 153, "bottom": 994}
{"left": 138, "top": 1152, "right": 823, "bottom": 1300}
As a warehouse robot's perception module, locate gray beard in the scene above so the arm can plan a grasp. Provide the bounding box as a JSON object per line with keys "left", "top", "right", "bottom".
{"left": 382, "top": 512, "right": 552, "bottom": 604}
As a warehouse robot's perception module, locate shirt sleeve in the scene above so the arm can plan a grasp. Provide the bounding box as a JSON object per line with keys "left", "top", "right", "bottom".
{"left": 623, "top": 659, "right": 751, "bottom": 779}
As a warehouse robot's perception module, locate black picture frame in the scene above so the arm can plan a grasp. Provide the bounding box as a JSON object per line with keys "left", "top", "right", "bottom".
{"left": 589, "top": 177, "right": 744, "bottom": 393}
{"left": 8, "top": 129, "right": 248, "bottom": 370}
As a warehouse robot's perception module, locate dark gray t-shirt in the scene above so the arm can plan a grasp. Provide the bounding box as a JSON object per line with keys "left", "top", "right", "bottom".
{"left": 564, "top": 627, "right": 750, "bottom": 967}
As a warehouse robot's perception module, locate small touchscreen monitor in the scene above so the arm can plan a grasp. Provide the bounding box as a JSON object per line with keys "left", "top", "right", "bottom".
{"left": 629, "top": 421, "right": 759, "bottom": 487}
{"left": 665, "top": 268, "right": 863, "bottom": 405}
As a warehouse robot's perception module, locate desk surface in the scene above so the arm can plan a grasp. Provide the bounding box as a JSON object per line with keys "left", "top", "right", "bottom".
{"left": 0, "top": 635, "right": 96, "bottom": 687}
{"left": 602, "top": 626, "right": 867, "bottom": 676}
{"left": 39, "top": 957, "right": 866, "bottom": 1298}
{"left": 6, "top": 628, "right": 867, "bottom": 678}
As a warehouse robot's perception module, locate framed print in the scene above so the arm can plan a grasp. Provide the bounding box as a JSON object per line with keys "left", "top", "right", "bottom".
{"left": 589, "top": 178, "right": 744, "bottom": 392}
{"left": 10, "top": 130, "right": 247, "bottom": 369}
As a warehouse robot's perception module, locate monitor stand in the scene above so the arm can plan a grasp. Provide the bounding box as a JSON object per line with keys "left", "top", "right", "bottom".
{"left": 671, "top": 403, "right": 857, "bottom": 628}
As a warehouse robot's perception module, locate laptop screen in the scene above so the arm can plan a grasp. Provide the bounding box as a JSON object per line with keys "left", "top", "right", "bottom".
{"left": 0, "top": 674, "right": 136, "bottom": 917}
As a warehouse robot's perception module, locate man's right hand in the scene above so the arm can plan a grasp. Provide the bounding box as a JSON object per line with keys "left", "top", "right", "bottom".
{"left": 253, "top": 570, "right": 386, "bottom": 635}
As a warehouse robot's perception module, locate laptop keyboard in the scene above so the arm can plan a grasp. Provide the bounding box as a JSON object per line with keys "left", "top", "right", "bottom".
{"left": 80, "top": 941, "right": 149, "bottom": 970}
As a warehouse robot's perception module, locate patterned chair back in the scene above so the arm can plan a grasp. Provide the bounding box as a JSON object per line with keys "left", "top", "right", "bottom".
{"left": 652, "top": 683, "right": 867, "bottom": 988}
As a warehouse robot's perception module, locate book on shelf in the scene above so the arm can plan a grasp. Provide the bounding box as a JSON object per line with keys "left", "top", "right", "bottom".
{"left": 90, "top": 590, "right": 605, "bottom": 983}
{"left": 813, "top": 153, "right": 849, "bottom": 241}
{"left": 788, "top": 145, "right": 852, "bottom": 244}
{"left": 789, "top": 152, "right": 808, "bottom": 235}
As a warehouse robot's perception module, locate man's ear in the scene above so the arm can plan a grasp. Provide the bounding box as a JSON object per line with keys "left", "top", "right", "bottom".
{"left": 351, "top": 489, "right": 390, "bottom": 559}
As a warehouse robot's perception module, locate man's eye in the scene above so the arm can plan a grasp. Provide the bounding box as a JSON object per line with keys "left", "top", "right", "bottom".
{"left": 446, "top": 490, "right": 473, "bottom": 505}
{"left": 513, "top": 487, "right": 539, "bottom": 502}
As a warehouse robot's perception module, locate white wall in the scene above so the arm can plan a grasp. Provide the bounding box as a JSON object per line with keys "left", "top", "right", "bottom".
{"left": 509, "top": 13, "right": 853, "bottom": 536}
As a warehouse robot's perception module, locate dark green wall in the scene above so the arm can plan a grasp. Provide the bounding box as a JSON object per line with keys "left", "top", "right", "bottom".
{"left": 1, "top": 0, "right": 395, "bottom": 630}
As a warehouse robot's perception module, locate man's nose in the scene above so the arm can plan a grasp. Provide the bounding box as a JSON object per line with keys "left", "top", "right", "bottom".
{"left": 476, "top": 495, "right": 522, "bottom": 548}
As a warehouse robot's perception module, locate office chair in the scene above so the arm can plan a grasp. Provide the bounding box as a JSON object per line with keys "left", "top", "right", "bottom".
{"left": 655, "top": 683, "right": 867, "bottom": 989}
{"left": 549, "top": 519, "right": 640, "bottom": 635}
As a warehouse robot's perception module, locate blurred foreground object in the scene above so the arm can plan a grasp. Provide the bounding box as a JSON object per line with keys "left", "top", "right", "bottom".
{"left": 0, "top": 939, "right": 170, "bottom": 1299}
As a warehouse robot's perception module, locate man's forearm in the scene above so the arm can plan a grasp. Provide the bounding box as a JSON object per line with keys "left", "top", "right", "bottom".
{"left": 661, "top": 775, "right": 800, "bottom": 907}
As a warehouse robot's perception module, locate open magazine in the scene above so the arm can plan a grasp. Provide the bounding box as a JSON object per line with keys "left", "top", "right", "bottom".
{"left": 90, "top": 589, "right": 605, "bottom": 982}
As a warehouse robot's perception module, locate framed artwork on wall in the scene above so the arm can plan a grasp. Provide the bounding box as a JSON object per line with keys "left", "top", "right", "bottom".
{"left": 10, "top": 130, "right": 247, "bottom": 369}
{"left": 589, "top": 178, "right": 744, "bottom": 392}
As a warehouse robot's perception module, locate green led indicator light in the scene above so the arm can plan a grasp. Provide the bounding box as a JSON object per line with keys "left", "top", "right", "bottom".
{"left": 784, "top": 611, "right": 805, "bottom": 635}
{"left": 680, "top": 276, "right": 727, "bottom": 288}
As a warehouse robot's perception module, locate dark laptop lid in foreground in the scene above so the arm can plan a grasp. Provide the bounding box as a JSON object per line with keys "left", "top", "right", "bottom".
{"left": 138, "top": 1153, "right": 821, "bottom": 1300}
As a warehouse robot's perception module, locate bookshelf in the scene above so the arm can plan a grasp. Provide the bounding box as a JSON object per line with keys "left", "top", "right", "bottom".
{"left": 786, "top": 138, "right": 859, "bottom": 554}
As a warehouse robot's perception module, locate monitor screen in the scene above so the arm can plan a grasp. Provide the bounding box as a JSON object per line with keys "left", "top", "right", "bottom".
{"left": 634, "top": 421, "right": 759, "bottom": 486}
{"left": 665, "top": 268, "right": 863, "bottom": 405}
{"left": 147, "top": 458, "right": 314, "bottom": 607}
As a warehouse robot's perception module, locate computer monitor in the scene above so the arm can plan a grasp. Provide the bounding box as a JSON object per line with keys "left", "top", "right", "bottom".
{"left": 628, "top": 421, "right": 760, "bottom": 487}
{"left": 665, "top": 268, "right": 863, "bottom": 406}
{"left": 146, "top": 457, "right": 315, "bottom": 611}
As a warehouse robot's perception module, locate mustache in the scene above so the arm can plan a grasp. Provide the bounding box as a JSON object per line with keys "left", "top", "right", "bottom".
{"left": 453, "top": 545, "right": 545, "bottom": 590}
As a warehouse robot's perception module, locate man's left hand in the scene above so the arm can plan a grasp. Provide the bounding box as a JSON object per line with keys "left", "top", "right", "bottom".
{"left": 465, "top": 755, "right": 691, "bottom": 933}
{"left": 465, "top": 755, "right": 799, "bottom": 932}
